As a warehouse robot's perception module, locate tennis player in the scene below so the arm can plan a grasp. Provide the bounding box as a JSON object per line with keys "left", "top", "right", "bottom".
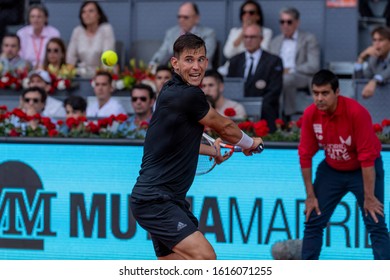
{"left": 130, "top": 33, "right": 263, "bottom": 260}
{"left": 299, "top": 69, "right": 390, "bottom": 259}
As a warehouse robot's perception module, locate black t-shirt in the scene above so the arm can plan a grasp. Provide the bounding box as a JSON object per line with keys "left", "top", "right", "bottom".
{"left": 132, "top": 73, "right": 210, "bottom": 201}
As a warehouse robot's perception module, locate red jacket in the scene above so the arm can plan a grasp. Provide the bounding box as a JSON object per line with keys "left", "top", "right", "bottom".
{"left": 298, "top": 96, "right": 381, "bottom": 171}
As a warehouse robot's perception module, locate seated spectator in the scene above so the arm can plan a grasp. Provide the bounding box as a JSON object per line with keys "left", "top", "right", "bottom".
{"left": 354, "top": 26, "right": 390, "bottom": 98}
{"left": 19, "top": 86, "right": 47, "bottom": 130}
{"left": 227, "top": 24, "right": 283, "bottom": 132}
{"left": 202, "top": 69, "right": 246, "bottom": 120}
{"left": 86, "top": 71, "right": 126, "bottom": 117}
{"left": 64, "top": 95, "right": 87, "bottom": 119}
{"left": 119, "top": 83, "right": 155, "bottom": 138}
{"left": 0, "top": 33, "right": 30, "bottom": 75}
{"left": 67, "top": 1, "right": 115, "bottom": 78}
{"left": 154, "top": 65, "right": 173, "bottom": 96}
{"left": 27, "top": 69, "right": 66, "bottom": 118}
{"left": 149, "top": 2, "right": 216, "bottom": 70}
{"left": 43, "top": 37, "right": 73, "bottom": 74}
{"left": 17, "top": 4, "right": 60, "bottom": 69}
{"left": 269, "top": 7, "right": 320, "bottom": 122}
{"left": 219, "top": 0, "right": 272, "bottom": 75}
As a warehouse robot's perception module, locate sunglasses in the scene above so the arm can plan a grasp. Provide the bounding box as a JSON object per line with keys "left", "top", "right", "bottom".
{"left": 132, "top": 96, "right": 148, "bottom": 102}
{"left": 244, "top": 35, "right": 260, "bottom": 40}
{"left": 242, "top": 10, "right": 257, "bottom": 16}
{"left": 280, "top": 19, "right": 294, "bottom": 25}
{"left": 177, "top": 15, "right": 191, "bottom": 20}
{"left": 24, "top": 97, "right": 41, "bottom": 104}
{"left": 47, "top": 48, "right": 60, "bottom": 53}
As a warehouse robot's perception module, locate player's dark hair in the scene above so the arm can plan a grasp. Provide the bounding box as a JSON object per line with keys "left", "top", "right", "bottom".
{"left": 131, "top": 83, "right": 155, "bottom": 100}
{"left": 22, "top": 86, "right": 47, "bottom": 103}
{"left": 311, "top": 69, "right": 339, "bottom": 92}
{"left": 173, "top": 33, "right": 206, "bottom": 58}
{"left": 63, "top": 96, "right": 87, "bottom": 112}
{"left": 204, "top": 69, "right": 224, "bottom": 83}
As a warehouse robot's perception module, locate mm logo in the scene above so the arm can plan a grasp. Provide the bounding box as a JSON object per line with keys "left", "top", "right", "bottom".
{"left": 0, "top": 161, "right": 56, "bottom": 250}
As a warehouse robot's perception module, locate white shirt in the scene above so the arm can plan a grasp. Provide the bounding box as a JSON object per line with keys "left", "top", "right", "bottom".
{"left": 280, "top": 31, "right": 298, "bottom": 70}
{"left": 245, "top": 49, "right": 262, "bottom": 79}
{"left": 43, "top": 96, "right": 66, "bottom": 118}
{"left": 86, "top": 97, "right": 127, "bottom": 118}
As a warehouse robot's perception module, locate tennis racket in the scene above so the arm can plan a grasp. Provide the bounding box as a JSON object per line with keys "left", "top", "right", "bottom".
{"left": 196, "top": 133, "right": 264, "bottom": 175}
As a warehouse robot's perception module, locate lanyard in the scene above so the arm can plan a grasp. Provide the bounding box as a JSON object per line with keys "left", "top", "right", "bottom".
{"left": 32, "top": 36, "right": 44, "bottom": 68}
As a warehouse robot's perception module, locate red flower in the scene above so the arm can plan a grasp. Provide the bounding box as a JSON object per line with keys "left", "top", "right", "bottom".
{"left": 8, "top": 129, "right": 20, "bottom": 137}
{"left": 12, "top": 108, "right": 27, "bottom": 120}
{"left": 78, "top": 116, "right": 87, "bottom": 123}
{"left": 66, "top": 117, "right": 80, "bottom": 128}
{"left": 57, "top": 120, "right": 64, "bottom": 126}
{"left": 0, "top": 105, "right": 7, "bottom": 111}
{"left": 48, "top": 129, "right": 59, "bottom": 137}
{"left": 238, "top": 121, "right": 253, "bottom": 131}
{"left": 381, "top": 119, "right": 390, "bottom": 127}
{"left": 86, "top": 121, "right": 100, "bottom": 133}
{"left": 41, "top": 117, "right": 56, "bottom": 130}
{"left": 253, "top": 120, "right": 269, "bottom": 137}
{"left": 139, "top": 121, "right": 149, "bottom": 129}
{"left": 115, "top": 113, "right": 128, "bottom": 123}
{"left": 373, "top": 123, "right": 383, "bottom": 133}
{"left": 275, "top": 118, "right": 284, "bottom": 126}
{"left": 224, "top": 107, "right": 236, "bottom": 117}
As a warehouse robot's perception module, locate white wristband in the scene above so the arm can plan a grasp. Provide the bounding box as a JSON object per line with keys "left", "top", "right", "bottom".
{"left": 236, "top": 131, "right": 254, "bottom": 149}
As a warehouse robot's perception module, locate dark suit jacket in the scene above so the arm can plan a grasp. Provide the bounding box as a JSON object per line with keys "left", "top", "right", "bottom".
{"left": 227, "top": 50, "right": 283, "bottom": 132}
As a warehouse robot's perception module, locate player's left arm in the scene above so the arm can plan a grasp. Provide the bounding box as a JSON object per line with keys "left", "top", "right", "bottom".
{"left": 199, "top": 138, "right": 231, "bottom": 164}
{"left": 362, "top": 166, "right": 384, "bottom": 223}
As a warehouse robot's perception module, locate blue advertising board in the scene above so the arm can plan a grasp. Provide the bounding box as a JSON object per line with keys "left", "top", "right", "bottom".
{"left": 0, "top": 141, "right": 389, "bottom": 260}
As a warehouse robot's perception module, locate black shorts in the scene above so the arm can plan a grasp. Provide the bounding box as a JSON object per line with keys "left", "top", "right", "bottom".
{"left": 131, "top": 198, "right": 199, "bottom": 257}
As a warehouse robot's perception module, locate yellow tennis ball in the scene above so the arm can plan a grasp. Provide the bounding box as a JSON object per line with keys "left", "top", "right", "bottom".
{"left": 101, "top": 50, "right": 118, "bottom": 67}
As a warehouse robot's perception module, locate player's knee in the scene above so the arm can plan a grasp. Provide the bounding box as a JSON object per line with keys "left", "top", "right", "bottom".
{"left": 196, "top": 249, "right": 216, "bottom": 260}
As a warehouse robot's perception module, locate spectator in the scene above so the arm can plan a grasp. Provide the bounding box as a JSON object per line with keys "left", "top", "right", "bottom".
{"left": 220, "top": 0, "right": 273, "bottom": 75}
{"left": 19, "top": 86, "right": 47, "bottom": 130}
{"left": 27, "top": 69, "right": 66, "bottom": 118}
{"left": 354, "top": 26, "right": 390, "bottom": 99}
{"left": 86, "top": 71, "right": 126, "bottom": 118}
{"left": 119, "top": 84, "right": 155, "bottom": 138}
{"left": 269, "top": 7, "right": 320, "bottom": 123}
{"left": 149, "top": 2, "right": 216, "bottom": 70}
{"left": 154, "top": 65, "right": 173, "bottom": 96}
{"left": 227, "top": 24, "right": 283, "bottom": 132}
{"left": 43, "top": 37, "right": 68, "bottom": 73}
{"left": 17, "top": 4, "right": 60, "bottom": 69}
{"left": 67, "top": 1, "right": 115, "bottom": 78}
{"left": 0, "top": 33, "right": 30, "bottom": 75}
{"left": 202, "top": 69, "right": 246, "bottom": 120}
{"left": 64, "top": 95, "right": 87, "bottom": 119}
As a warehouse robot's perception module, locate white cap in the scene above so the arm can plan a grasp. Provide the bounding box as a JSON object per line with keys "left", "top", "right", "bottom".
{"left": 28, "top": 70, "right": 52, "bottom": 84}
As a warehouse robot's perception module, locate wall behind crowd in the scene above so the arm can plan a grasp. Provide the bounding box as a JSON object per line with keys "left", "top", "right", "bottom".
{"left": 43, "top": 0, "right": 358, "bottom": 68}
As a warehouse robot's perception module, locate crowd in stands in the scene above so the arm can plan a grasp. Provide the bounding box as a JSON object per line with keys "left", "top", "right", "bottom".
{"left": 0, "top": 0, "right": 389, "bottom": 139}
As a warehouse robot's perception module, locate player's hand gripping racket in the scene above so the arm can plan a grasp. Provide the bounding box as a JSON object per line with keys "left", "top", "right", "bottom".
{"left": 196, "top": 133, "right": 264, "bottom": 175}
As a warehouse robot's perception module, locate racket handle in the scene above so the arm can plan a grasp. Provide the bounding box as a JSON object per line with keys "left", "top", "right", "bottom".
{"left": 233, "top": 143, "right": 264, "bottom": 154}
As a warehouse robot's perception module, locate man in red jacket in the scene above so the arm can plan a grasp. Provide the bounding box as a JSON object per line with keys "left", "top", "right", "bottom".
{"left": 298, "top": 69, "right": 390, "bottom": 259}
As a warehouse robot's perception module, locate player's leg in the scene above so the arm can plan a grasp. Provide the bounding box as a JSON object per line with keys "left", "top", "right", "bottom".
{"left": 302, "top": 160, "right": 347, "bottom": 259}
{"left": 350, "top": 157, "right": 390, "bottom": 260}
{"left": 171, "top": 230, "right": 216, "bottom": 260}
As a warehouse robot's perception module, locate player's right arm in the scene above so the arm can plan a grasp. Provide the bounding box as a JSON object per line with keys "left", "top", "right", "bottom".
{"left": 198, "top": 106, "right": 262, "bottom": 155}
{"left": 301, "top": 167, "right": 321, "bottom": 222}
